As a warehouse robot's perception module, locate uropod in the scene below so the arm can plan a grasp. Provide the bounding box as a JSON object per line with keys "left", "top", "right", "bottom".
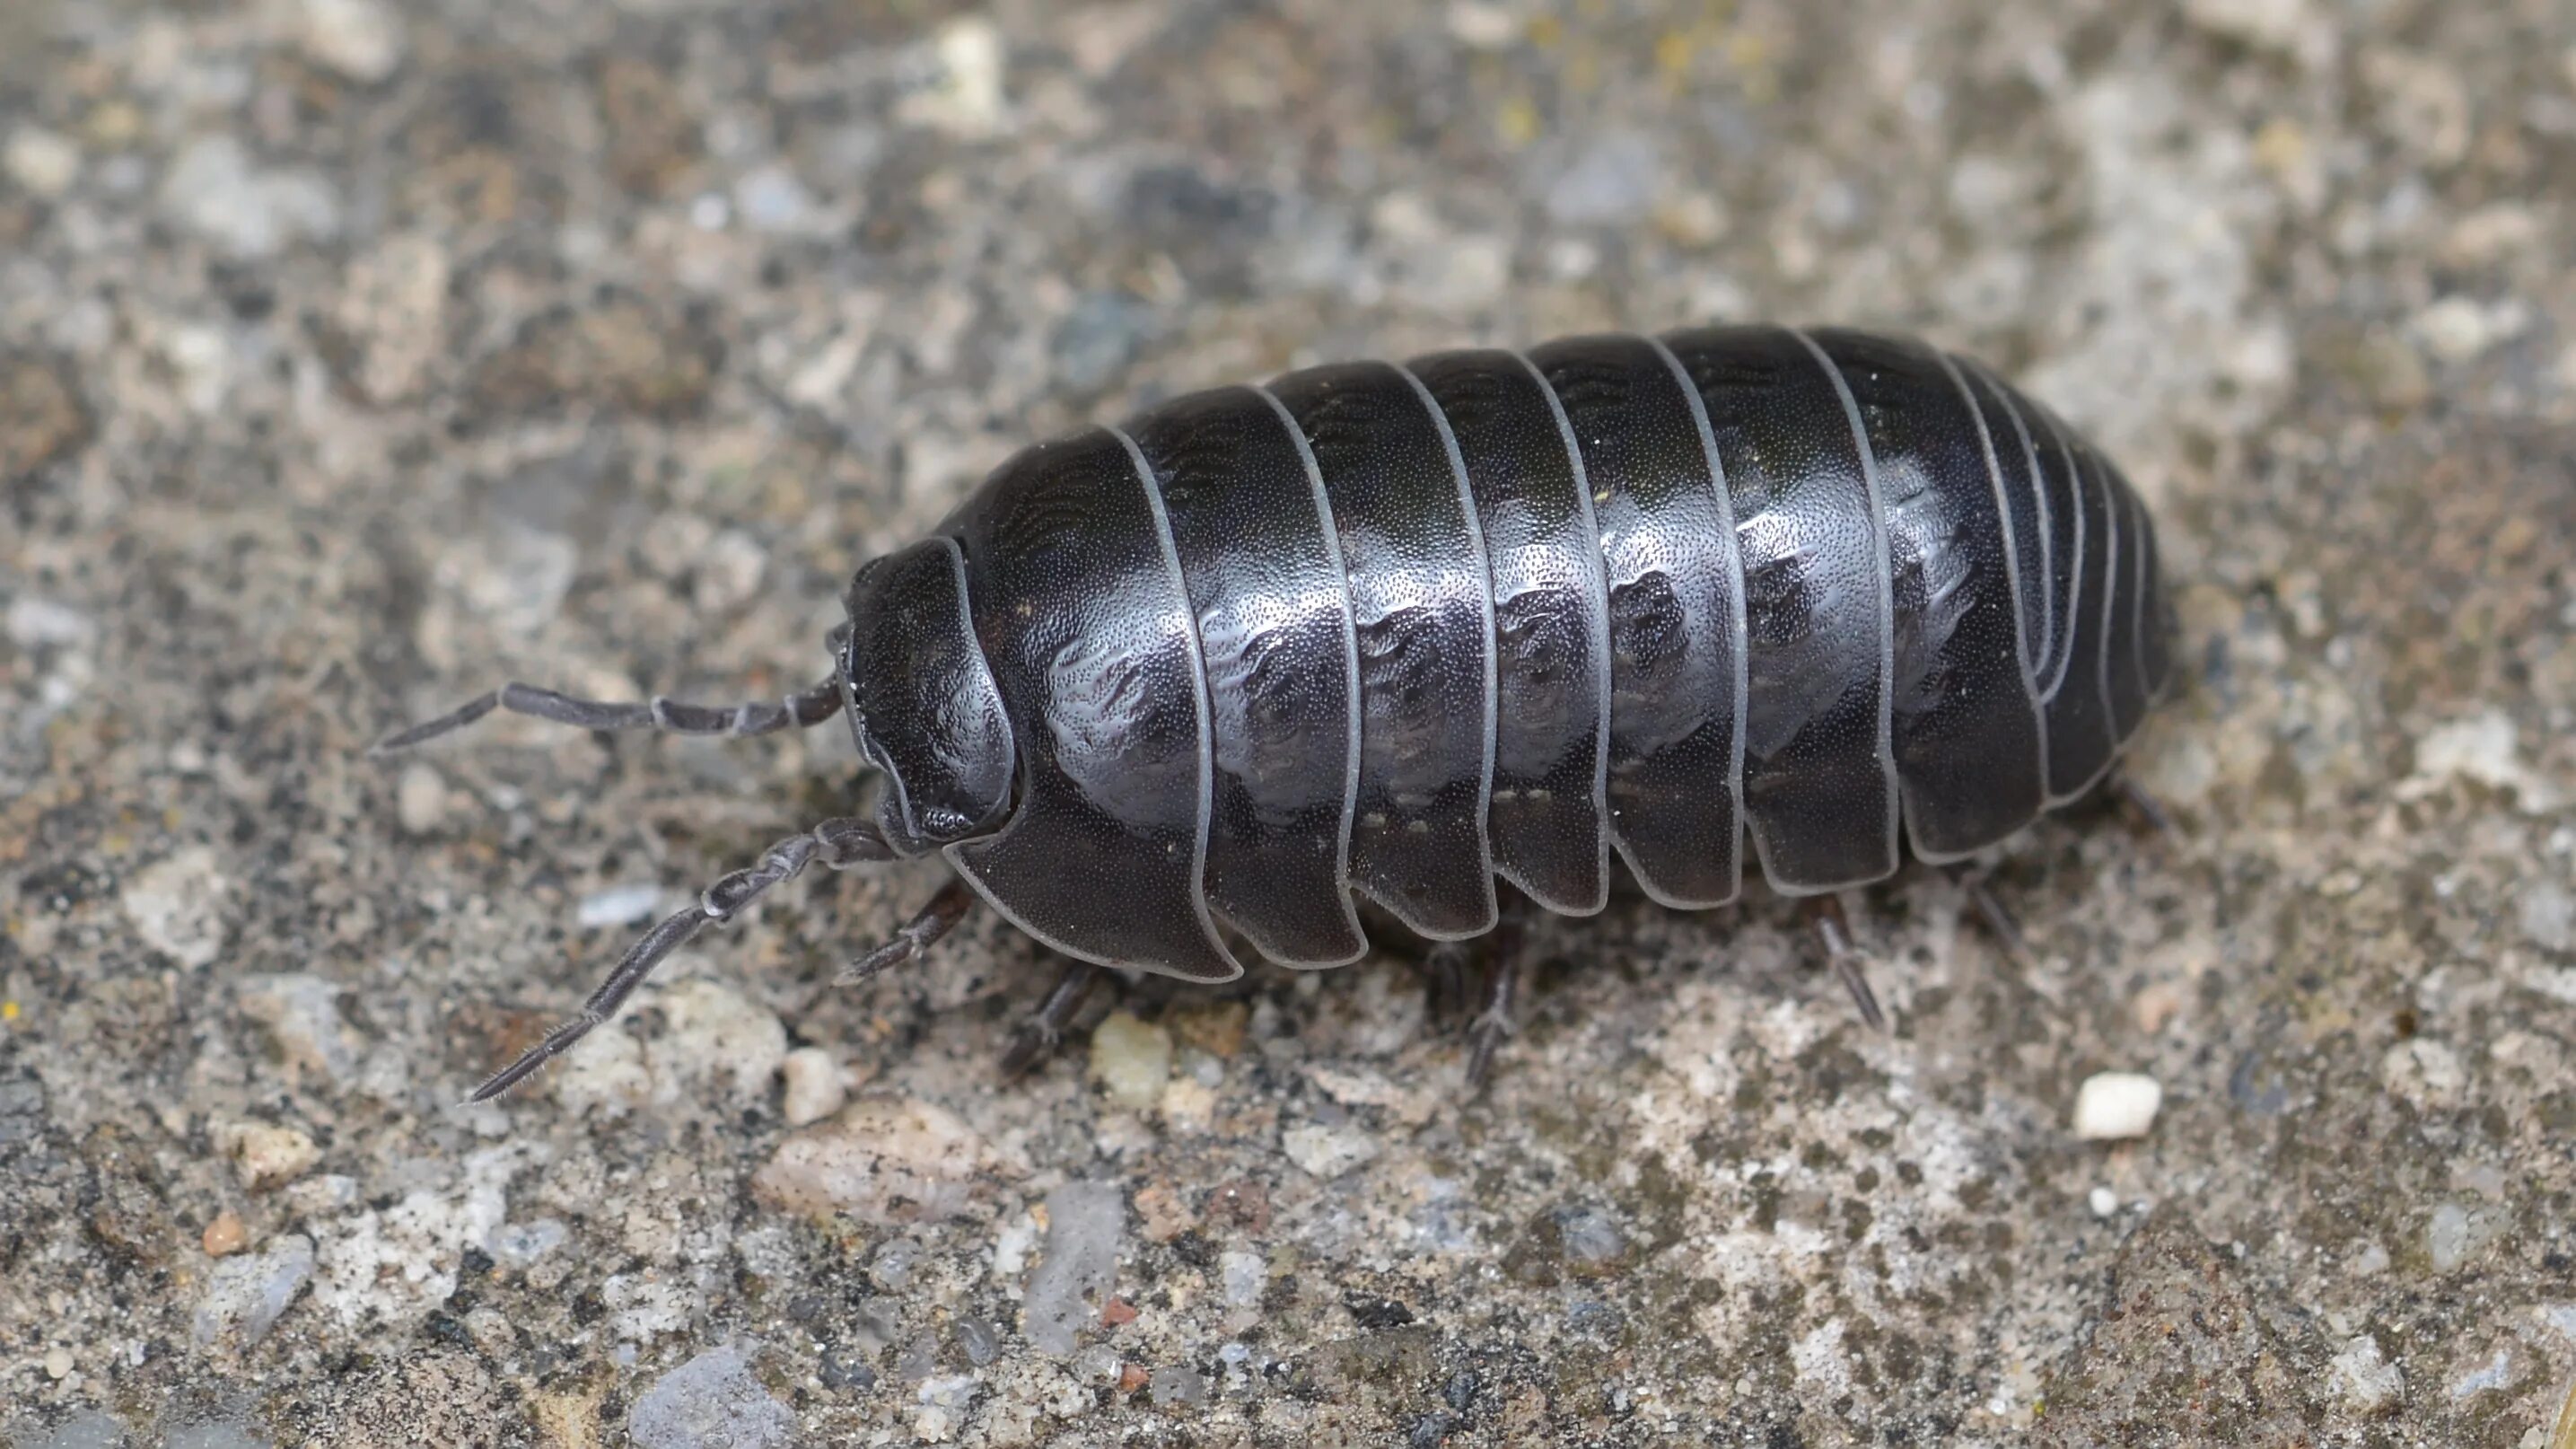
{"left": 377, "top": 325, "right": 2177, "bottom": 1101}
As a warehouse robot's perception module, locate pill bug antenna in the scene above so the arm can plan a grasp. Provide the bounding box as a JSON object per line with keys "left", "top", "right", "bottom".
{"left": 372, "top": 676, "right": 848, "bottom": 755}
{"left": 468, "top": 814, "right": 903, "bottom": 1102}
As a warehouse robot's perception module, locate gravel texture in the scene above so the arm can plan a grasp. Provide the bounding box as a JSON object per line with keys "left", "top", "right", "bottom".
{"left": 4, "top": 0, "right": 2576, "bottom": 1445}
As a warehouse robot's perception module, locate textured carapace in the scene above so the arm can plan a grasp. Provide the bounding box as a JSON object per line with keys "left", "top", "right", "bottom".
{"left": 854, "top": 325, "right": 2174, "bottom": 981}
{"left": 382, "top": 323, "right": 2175, "bottom": 1099}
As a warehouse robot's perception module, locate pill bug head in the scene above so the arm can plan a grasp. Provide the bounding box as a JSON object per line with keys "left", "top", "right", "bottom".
{"left": 837, "top": 536, "right": 1017, "bottom": 856}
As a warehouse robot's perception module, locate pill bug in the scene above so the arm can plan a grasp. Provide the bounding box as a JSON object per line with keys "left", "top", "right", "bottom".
{"left": 379, "top": 324, "right": 2176, "bottom": 1101}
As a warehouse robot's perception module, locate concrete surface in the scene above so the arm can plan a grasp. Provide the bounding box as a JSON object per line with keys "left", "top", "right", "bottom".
{"left": 4, "top": 0, "right": 2574, "bottom": 1444}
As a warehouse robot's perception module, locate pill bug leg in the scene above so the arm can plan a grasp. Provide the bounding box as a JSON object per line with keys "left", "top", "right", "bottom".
{"left": 998, "top": 961, "right": 1106, "bottom": 1079}
{"left": 1805, "top": 896, "right": 1888, "bottom": 1032}
{"left": 838, "top": 879, "right": 978, "bottom": 985}
{"left": 1948, "top": 865, "right": 2036, "bottom": 970}
{"left": 372, "top": 677, "right": 846, "bottom": 753}
{"left": 1464, "top": 953, "right": 1520, "bottom": 1091}
{"left": 2109, "top": 770, "right": 2178, "bottom": 842}
{"left": 1421, "top": 940, "right": 1474, "bottom": 1029}
{"left": 468, "top": 814, "right": 899, "bottom": 1102}
{"left": 1463, "top": 900, "right": 1529, "bottom": 1090}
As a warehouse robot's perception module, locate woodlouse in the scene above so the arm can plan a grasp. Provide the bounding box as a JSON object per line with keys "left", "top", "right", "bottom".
{"left": 379, "top": 324, "right": 2177, "bottom": 1100}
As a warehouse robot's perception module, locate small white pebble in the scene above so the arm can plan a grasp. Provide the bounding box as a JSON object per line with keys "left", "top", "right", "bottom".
{"left": 1087, "top": 1011, "right": 1172, "bottom": 1113}
{"left": 237, "top": 974, "right": 359, "bottom": 1083}
{"left": 1445, "top": 1, "right": 1521, "bottom": 48}
{"left": 732, "top": 165, "right": 814, "bottom": 234}
{"left": 750, "top": 1097, "right": 994, "bottom": 1224}
{"left": 122, "top": 847, "right": 232, "bottom": 970}
{"left": 395, "top": 761, "right": 446, "bottom": 835}
{"left": 2409, "top": 709, "right": 2560, "bottom": 812}
{"left": 2088, "top": 1186, "right": 2118, "bottom": 1217}
{"left": 692, "top": 529, "right": 768, "bottom": 612}
{"left": 223, "top": 1121, "right": 320, "bottom": 1190}
{"left": 5, "top": 594, "right": 94, "bottom": 646}
{"left": 42, "top": 1346, "right": 74, "bottom": 1379}
{"left": 2383, "top": 1038, "right": 2466, "bottom": 1111}
{"left": 651, "top": 981, "right": 787, "bottom": 1102}
{"left": 486, "top": 1217, "right": 567, "bottom": 1268}
{"left": 577, "top": 883, "right": 664, "bottom": 928}
{"left": 1281, "top": 1121, "right": 1380, "bottom": 1179}
{"left": 2520, "top": 880, "right": 2575, "bottom": 953}
{"left": 2428, "top": 1202, "right": 2489, "bottom": 1272}
{"left": 1219, "top": 1250, "right": 1265, "bottom": 1307}
{"left": 4, "top": 127, "right": 81, "bottom": 199}
{"left": 898, "top": 17, "right": 1008, "bottom": 137}
{"left": 2412, "top": 295, "right": 2525, "bottom": 364}
{"left": 2072, "top": 1071, "right": 2163, "bottom": 1140}
{"left": 2328, "top": 1334, "right": 2405, "bottom": 1414}
{"left": 295, "top": 0, "right": 407, "bottom": 84}
{"left": 2449, "top": 1346, "right": 2513, "bottom": 1401}
{"left": 779, "top": 1047, "right": 846, "bottom": 1127}
{"left": 554, "top": 1025, "right": 653, "bottom": 1116}
{"left": 2181, "top": 0, "right": 2312, "bottom": 54}
{"left": 1159, "top": 1074, "right": 1216, "bottom": 1134}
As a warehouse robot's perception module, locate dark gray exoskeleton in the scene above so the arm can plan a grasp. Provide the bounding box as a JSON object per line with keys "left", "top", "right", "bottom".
{"left": 379, "top": 326, "right": 2177, "bottom": 1101}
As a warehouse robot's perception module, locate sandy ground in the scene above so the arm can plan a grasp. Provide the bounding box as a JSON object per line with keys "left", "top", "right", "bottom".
{"left": 4, "top": 0, "right": 2575, "bottom": 1444}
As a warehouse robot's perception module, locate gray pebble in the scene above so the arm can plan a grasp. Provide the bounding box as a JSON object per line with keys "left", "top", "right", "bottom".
{"left": 1022, "top": 1180, "right": 1125, "bottom": 1355}
{"left": 2518, "top": 880, "right": 2572, "bottom": 953}
{"left": 734, "top": 165, "right": 815, "bottom": 233}
{"left": 192, "top": 1233, "right": 316, "bottom": 1348}
{"left": 236, "top": 974, "right": 358, "bottom": 1084}
{"left": 1149, "top": 1364, "right": 1208, "bottom": 1406}
{"left": 486, "top": 1217, "right": 567, "bottom": 1268}
{"left": 163, "top": 1414, "right": 273, "bottom": 1449}
{"left": 818, "top": 1346, "right": 877, "bottom": 1392}
{"left": 627, "top": 1342, "right": 795, "bottom": 1449}
{"left": 871, "top": 1235, "right": 923, "bottom": 1291}
{"left": 437, "top": 526, "right": 577, "bottom": 638}
{"left": 158, "top": 137, "right": 340, "bottom": 259}
{"left": 1071, "top": 1343, "right": 1122, "bottom": 1385}
{"left": 1538, "top": 130, "right": 1663, "bottom": 226}
{"left": 1555, "top": 1206, "right": 1626, "bottom": 1264}
{"left": 5, "top": 1410, "right": 130, "bottom": 1449}
{"left": 955, "top": 1317, "right": 1003, "bottom": 1366}
{"left": 849, "top": 1295, "right": 904, "bottom": 1354}
{"left": 1051, "top": 293, "right": 1158, "bottom": 396}
{"left": 2426, "top": 1203, "right": 2493, "bottom": 1273}
{"left": 0, "top": 1077, "right": 47, "bottom": 1148}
